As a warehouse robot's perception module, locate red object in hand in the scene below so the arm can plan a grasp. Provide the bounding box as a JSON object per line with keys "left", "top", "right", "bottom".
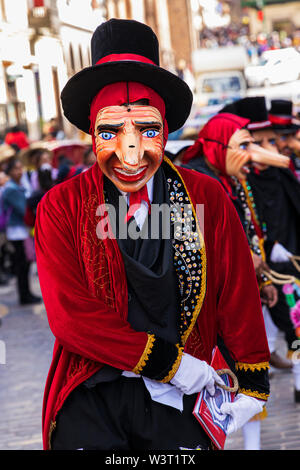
{"left": 193, "top": 347, "right": 236, "bottom": 450}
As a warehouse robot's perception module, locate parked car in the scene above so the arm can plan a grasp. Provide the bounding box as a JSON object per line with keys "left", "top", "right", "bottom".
{"left": 192, "top": 46, "right": 248, "bottom": 107}
{"left": 245, "top": 47, "right": 300, "bottom": 88}
{"left": 196, "top": 71, "right": 247, "bottom": 106}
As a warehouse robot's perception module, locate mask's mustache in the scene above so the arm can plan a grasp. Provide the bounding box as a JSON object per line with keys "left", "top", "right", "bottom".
{"left": 248, "top": 143, "right": 290, "bottom": 168}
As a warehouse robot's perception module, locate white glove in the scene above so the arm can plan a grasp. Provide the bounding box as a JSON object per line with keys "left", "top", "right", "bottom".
{"left": 220, "top": 393, "right": 264, "bottom": 435}
{"left": 170, "top": 353, "right": 225, "bottom": 396}
{"left": 270, "top": 242, "right": 292, "bottom": 263}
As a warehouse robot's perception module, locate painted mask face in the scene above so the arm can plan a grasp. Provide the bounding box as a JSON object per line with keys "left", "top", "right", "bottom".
{"left": 251, "top": 129, "right": 277, "bottom": 152}
{"left": 286, "top": 133, "right": 300, "bottom": 152}
{"left": 251, "top": 129, "right": 278, "bottom": 170}
{"left": 226, "top": 128, "right": 290, "bottom": 179}
{"left": 294, "top": 129, "right": 300, "bottom": 157}
{"left": 94, "top": 104, "right": 164, "bottom": 192}
{"left": 226, "top": 129, "right": 253, "bottom": 179}
{"left": 275, "top": 132, "right": 293, "bottom": 157}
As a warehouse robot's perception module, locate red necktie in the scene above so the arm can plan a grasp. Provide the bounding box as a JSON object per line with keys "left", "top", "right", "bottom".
{"left": 125, "top": 184, "right": 151, "bottom": 223}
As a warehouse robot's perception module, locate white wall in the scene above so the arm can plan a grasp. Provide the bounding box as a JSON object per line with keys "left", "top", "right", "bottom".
{"left": 3, "top": 0, "right": 28, "bottom": 27}
{"left": 57, "top": 0, "right": 105, "bottom": 31}
{"left": 130, "top": 0, "right": 145, "bottom": 22}
{"left": 15, "top": 69, "right": 40, "bottom": 140}
{"left": 34, "top": 36, "right": 67, "bottom": 123}
{"left": 60, "top": 25, "right": 92, "bottom": 72}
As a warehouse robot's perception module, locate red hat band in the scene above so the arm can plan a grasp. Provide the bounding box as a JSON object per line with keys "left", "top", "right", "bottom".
{"left": 96, "top": 53, "right": 156, "bottom": 66}
{"left": 269, "top": 114, "right": 292, "bottom": 126}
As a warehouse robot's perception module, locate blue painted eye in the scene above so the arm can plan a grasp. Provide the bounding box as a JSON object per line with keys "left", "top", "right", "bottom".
{"left": 99, "top": 132, "right": 116, "bottom": 140}
{"left": 269, "top": 138, "right": 276, "bottom": 145}
{"left": 142, "top": 129, "right": 159, "bottom": 138}
{"left": 239, "top": 142, "right": 249, "bottom": 150}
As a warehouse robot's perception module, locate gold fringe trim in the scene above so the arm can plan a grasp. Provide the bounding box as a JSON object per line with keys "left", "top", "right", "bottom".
{"left": 258, "top": 237, "right": 266, "bottom": 263}
{"left": 161, "top": 345, "right": 184, "bottom": 383}
{"left": 250, "top": 406, "right": 268, "bottom": 422}
{"left": 48, "top": 420, "right": 56, "bottom": 450}
{"left": 132, "top": 334, "right": 155, "bottom": 375}
{"left": 239, "top": 388, "right": 269, "bottom": 400}
{"left": 240, "top": 180, "right": 266, "bottom": 261}
{"left": 164, "top": 156, "right": 207, "bottom": 346}
{"left": 235, "top": 361, "right": 270, "bottom": 372}
{"left": 259, "top": 279, "right": 272, "bottom": 290}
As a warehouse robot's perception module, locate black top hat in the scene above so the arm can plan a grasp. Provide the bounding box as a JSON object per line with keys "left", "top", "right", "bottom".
{"left": 61, "top": 19, "right": 193, "bottom": 135}
{"left": 269, "top": 99, "right": 300, "bottom": 134}
{"left": 219, "top": 97, "right": 271, "bottom": 130}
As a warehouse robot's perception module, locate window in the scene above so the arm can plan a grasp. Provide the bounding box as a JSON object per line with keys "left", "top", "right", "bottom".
{"left": 202, "top": 76, "right": 241, "bottom": 93}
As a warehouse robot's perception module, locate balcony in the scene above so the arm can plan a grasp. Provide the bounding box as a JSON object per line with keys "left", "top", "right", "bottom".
{"left": 28, "top": 7, "right": 52, "bottom": 30}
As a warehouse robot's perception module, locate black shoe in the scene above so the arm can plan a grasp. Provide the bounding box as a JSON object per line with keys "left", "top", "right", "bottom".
{"left": 20, "top": 294, "right": 42, "bottom": 305}
{"left": 295, "top": 389, "right": 300, "bottom": 403}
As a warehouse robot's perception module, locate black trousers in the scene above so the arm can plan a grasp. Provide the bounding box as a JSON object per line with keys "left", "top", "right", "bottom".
{"left": 10, "top": 240, "right": 31, "bottom": 302}
{"left": 51, "top": 377, "right": 211, "bottom": 451}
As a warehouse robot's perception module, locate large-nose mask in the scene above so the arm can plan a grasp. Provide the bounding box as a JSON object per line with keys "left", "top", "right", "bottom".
{"left": 226, "top": 129, "right": 290, "bottom": 179}
{"left": 94, "top": 105, "right": 164, "bottom": 192}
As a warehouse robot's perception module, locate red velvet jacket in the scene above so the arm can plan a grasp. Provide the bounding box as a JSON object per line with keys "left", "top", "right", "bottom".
{"left": 35, "top": 158, "right": 270, "bottom": 450}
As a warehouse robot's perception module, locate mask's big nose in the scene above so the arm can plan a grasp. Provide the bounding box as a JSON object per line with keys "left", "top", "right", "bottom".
{"left": 248, "top": 143, "right": 290, "bottom": 168}
{"left": 116, "top": 131, "right": 143, "bottom": 170}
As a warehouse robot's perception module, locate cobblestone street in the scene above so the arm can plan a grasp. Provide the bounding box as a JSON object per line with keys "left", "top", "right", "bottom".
{"left": 0, "top": 265, "right": 300, "bottom": 451}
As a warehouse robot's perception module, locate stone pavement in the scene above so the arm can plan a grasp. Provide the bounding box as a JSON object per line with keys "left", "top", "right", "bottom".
{"left": 0, "top": 265, "right": 300, "bottom": 451}
{"left": 0, "top": 265, "right": 53, "bottom": 450}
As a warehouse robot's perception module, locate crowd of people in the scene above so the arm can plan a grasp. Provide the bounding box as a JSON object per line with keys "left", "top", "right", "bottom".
{"left": 0, "top": 125, "right": 95, "bottom": 306}
{"left": 199, "top": 25, "right": 300, "bottom": 62}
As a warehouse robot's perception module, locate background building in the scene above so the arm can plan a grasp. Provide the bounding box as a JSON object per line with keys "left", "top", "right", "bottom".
{"left": 242, "top": 1, "right": 300, "bottom": 36}
{"left": 2, "top": 0, "right": 297, "bottom": 141}
{"left": 0, "top": 0, "right": 106, "bottom": 141}
{"left": 0, "top": 0, "right": 201, "bottom": 140}
{"left": 0, "top": 0, "right": 238, "bottom": 140}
